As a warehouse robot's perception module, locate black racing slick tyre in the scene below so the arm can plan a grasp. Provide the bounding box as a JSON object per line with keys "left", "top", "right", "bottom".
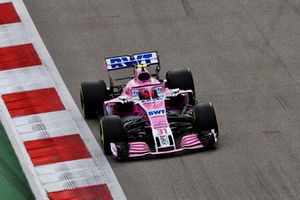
{"left": 193, "top": 103, "right": 218, "bottom": 147}
{"left": 100, "top": 115, "right": 125, "bottom": 155}
{"left": 80, "top": 80, "right": 108, "bottom": 119}
{"left": 193, "top": 103, "right": 218, "bottom": 133}
{"left": 166, "top": 68, "right": 195, "bottom": 104}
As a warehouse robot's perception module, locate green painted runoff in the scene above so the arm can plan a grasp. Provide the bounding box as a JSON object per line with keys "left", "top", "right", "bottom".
{"left": 0, "top": 124, "right": 34, "bottom": 199}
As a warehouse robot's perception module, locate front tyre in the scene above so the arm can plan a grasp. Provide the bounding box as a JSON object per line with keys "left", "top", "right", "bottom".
{"left": 80, "top": 80, "right": 108, "bottom": 119}
{"left": 100, "top": 115, "right": 126, "bottom": 155}
{"left": 193, "top": 103, "right": 219, "bottom": 146}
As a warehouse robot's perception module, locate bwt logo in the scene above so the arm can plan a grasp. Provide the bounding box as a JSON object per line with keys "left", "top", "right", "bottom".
{"left": 110, "top": 57, "right": 134, "bottom": 69}
{"left": 109, "top": 53, "right": 153, "bottom": 69}
{"left": 148, "top": 109, "right": 165, "bottom": 116}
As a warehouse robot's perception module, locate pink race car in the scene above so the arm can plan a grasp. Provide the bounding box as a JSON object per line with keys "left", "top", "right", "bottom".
{"left": 80, "top": 52, "right": 219, "bottom": 160}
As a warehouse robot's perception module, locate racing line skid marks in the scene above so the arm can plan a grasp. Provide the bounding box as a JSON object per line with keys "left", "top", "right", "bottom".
{"left": 0, "top": 2, "right": 20, "bottom": 25}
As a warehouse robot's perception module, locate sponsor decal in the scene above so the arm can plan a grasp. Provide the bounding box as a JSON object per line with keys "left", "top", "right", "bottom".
{"left": 155, "top": 87, "right": 163, "bottom": 97}
{"left": 159, "top": 135, "right": 169, "bottom": 146}
{"left": 157, "top": 128, "right": 167, "bottom": 135}
{"left": 134, "top": 53, "right": 154, "bottom": 65}
{"left": 148, "top": 109, "right": 165, "bottom": 117}
{"left": 132, "top": 90, "right": 139, "bottom": 97}
{"left": 107, "top": 56, "right": 134, "bottom": 69}
{"left": 106, "top": 52, "right": 158, "bottom": 69}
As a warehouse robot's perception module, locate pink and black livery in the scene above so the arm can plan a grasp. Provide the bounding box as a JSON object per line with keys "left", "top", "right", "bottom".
{"left": 80, "top": 52, "right": 219, "bottom": 160}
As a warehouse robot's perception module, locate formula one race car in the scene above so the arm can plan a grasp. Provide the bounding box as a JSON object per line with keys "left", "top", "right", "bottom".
{"left": 80, "top": 52, "right": 219, "bottom": 160}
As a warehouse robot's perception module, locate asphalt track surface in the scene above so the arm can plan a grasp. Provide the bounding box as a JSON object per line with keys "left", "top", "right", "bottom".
{"left": 23, "top": 0, "right": 300, "bottom": 199}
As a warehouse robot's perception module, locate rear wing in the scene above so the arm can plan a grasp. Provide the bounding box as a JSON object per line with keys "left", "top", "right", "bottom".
{"left": 105, "top": 51, "right": 159, "bottom": 71}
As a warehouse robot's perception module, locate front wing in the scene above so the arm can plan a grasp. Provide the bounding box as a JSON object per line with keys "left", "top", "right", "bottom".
{"left": 110, "top": 132, "right": 218, "bottom": 160}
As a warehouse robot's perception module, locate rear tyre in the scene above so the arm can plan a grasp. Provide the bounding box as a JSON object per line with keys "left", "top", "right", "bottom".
{"left": 166, "top": 68, "right": 195, "bottom": 104}
{"left": 80, "top": 80, "right": 108, "bottom": 119}
{"left": 100, "top": 115, "right": 126, "bottom": 155}
{"left": 193, "top": 103, "right": 218, "bottom": 146}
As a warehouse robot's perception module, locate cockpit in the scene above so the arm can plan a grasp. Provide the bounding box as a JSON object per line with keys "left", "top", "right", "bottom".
{"left": 132, "top": 86, "right": 163, "bottom": 101}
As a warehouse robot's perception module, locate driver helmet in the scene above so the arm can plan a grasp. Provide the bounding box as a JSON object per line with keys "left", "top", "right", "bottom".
{"left": 139, "top": 89, "right": 155, "bottom": 99}
{"left": 135, "top": 64, "right": 151, "bottom": 83}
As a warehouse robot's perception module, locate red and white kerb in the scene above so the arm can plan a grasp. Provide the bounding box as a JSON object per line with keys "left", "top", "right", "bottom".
{"left": 0, "top": 1, "right": 118, "bottom": 199}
